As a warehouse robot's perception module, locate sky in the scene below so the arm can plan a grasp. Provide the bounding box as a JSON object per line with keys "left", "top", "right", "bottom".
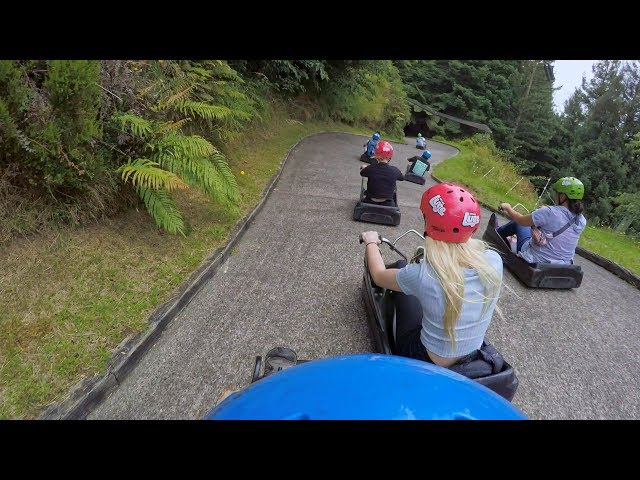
{"left": 552, "top": 60, "right": 598, "bottom": 113}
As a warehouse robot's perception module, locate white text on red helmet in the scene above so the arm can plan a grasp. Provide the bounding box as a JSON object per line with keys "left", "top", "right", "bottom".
{"left": 429, "top": 195, "right": 446, "bottom": 216}
{"left": 462, "top": 212, "right": 480, "bottom": 227}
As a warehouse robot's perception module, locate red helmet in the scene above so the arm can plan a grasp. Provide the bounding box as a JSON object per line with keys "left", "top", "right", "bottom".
{"left": 375, "top": 141, "right": 393, "bottom": 159}
{"left": 419, "top": 183, "right": 481, "bottom": 243}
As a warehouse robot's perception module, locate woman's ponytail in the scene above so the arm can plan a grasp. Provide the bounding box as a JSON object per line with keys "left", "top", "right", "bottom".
{"left": 569, "top": 199, "right": 584, "bottom": 215}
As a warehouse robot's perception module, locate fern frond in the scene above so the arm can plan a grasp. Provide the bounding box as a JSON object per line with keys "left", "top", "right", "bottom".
{"left": 168, "top": 154, "right": 239, "bottom": 206}
{"left": 157, "top": 85, "right": 196, "bottom": 111}
{"left": 114, "top": 113, "right": 154, "bottom": 138}
{"left": 151, "top": 133, "right": 218, "bottom": 159}
{"left": 150, "top": 135, "right": 239, "bottom": 206}
{"left": 156, "top": 118, "right": 191, "bottom": 135}
{"left": 118, "top": 158, "right": 188, "bottom": 192}
{"left": 187, "top": 67, "right": 212, "bottom": 79}
{"left": 222, "top": 88, "right": 249, "bottom": 101}
{"left": 136, "top": 186, "right": 185, "bottom": 235}
{"left": 137, "top": 80, "right": 161, "bottom": 98}
{"left": 175, "top": 100, "right": 234, "bottom": 121}
{"left": 207, "top": 152, "right": 240, "bottom": 203}
{"left": 201, "top": 60, "right": 241, "bottom": 80}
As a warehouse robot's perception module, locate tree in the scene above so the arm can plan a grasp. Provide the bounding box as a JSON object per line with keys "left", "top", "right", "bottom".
{"left": 509, "top": 61, "right": 559, "bottom": 176}
{"left": 610, "top": 192, "right": 640, "bottom": 234}
{"left": 395, "top": 60, "right": 520, "bottom": 146}
{"left": 620, "top": 62, "right": 640, "bottom": 192}
{"left": 228, "top": 60, "right": 329, "bottom": 94}
{"left": 564, "top": 61, "right": 627, "bottom": 222}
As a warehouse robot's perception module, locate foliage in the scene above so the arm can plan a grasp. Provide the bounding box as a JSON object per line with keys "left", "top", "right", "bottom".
{"left": 556, "top": 61, "right": 638, "bottom": 225}
{"left": 112, "top": 110, "right": 239, "bottom": 235}
{"left": 610, "top": 192, "right": 640, "bottom": 234}
{"left": 318, "top": 60, "right": 410, "bottom": 137}
{"left": 228, "top": 60, "right": 329, "bottom": 94}
{"left": 1, "top": 60, "right": 257, "bottom": 238}
{"left": 396, "top": 60, "right": 521, "bottom": 144}
{"left": 432, "top": 135, "right": 539, "bottom": 210}
{"left": 1, "top": 60, "right": 104, "bottom": 193}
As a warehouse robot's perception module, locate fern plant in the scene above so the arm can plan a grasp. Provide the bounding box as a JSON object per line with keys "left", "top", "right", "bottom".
{"left": 137, "top": 60, "right": 260, "bottom": 142}
{"left": 107, "top": 60, "right": 268, "bottom": 234}
{"left": 114, "top": 111, "right": 239, "bottom": 235}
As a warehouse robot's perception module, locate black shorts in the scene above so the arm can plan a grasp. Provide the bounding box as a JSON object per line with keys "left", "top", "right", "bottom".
{"left": 395, "top": 326, "right": 435, "bottom": 364}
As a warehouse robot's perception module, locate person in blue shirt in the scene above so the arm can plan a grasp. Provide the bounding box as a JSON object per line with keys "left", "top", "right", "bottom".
{"left": 416, "top": 133, "right": 426, "bottom": 149}
{"left": 406, "top": 150, "right": 432, "bottom": 176}
{"left": 364, "top": 132, "right": 380, "bottom": 159}
{"left": 497, "top": 176, "right": 587, "bottom": 265}
{"left": 403, "top": 150, "right": 432, "bottom": 185}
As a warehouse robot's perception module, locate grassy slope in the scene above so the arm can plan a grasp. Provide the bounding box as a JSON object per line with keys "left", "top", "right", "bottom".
{"left": 432, "top": 137, "right": 539, "bottom": 209}
{"left": 0, "top": 105, "right": 376, "bottom": 419}
{"left": 578, "top": 226, "right": 640, "bottom": 274}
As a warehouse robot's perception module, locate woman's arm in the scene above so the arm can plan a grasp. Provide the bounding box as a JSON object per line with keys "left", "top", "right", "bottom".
{"left": 362, "top": 231, "right": 402, "bottom": 291}
{"left": 500, "top": 202, "right": 535, "bottom": 227}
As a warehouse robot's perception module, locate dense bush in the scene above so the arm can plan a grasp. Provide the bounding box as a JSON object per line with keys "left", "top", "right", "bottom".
{"left": 318, "top": 60, "right": 409, "bottom": 138}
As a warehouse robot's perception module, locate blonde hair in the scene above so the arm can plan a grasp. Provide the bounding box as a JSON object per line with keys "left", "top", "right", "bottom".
{"left": 423, "top": 236, "right": 502, "bottom": 349}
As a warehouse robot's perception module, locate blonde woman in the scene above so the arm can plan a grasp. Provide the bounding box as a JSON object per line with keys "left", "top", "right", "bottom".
{"left": 360, "top": 182, "right": 503, "bottom": 368}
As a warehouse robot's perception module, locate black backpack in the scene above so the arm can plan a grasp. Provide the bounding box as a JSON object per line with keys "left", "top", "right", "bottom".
{"left": 448, "top": 340, "right": 519, "bottom": 402}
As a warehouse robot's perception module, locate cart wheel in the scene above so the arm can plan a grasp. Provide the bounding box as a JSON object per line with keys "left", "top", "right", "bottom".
{"left": 251, "top": 356, "right": 262, "bottom": 383}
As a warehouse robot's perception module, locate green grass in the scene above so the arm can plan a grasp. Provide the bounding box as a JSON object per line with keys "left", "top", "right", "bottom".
{"left": 432, "top": 137, "right": 640, "bottom": 276}
{"left": 432, "top": 137, "right": 539, "bottom": 210}
{"left": 0, "top": 104, "right": 376, "bottom": 419}
{"left": 579, "top": 226, "right": 640, "bottom": 274}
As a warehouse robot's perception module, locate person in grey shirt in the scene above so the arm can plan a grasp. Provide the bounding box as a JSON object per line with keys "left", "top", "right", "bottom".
{"left": 360, "top": 182, "right": 503, "bottom": 367}
{"left": 497, "top": 176, "right": 587, "bottom": 264}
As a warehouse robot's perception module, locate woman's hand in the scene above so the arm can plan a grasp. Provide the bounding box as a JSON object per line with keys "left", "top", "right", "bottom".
{"left": 362, "top": 231, "right": 402, "bottom": 292}
{"left": 500, "top": 203, "right": 535, "bottom": 226}
{"left": 500, "top": 202, "right": 512, "bottom": 214}
{"left": 361, "top": 231, "right": 380, "bottom": 245}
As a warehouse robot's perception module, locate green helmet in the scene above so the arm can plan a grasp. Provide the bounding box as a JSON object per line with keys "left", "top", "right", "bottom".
{"left": 417, "top": 133, "right": 422, "bottom": 137}
{"left": 553, "top": 176, "right": 584, "bottom": 200}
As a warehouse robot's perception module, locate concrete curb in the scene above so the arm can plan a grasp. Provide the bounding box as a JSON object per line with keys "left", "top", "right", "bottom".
{"left": 39, "top": 132, "right": 314, "bottom": 420}
{"left": 430, "top": 172, "right": 640, "bottom": 291}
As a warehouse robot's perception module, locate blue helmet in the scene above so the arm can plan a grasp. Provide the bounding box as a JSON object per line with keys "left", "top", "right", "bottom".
{"left": 372, "top": 133, "right": 380, "bottom": 141}
{"left": 204, "top": 354, "right": 527, "bottom": 420}
{"left": 422, "top": 150, "right": 432, "bottom": 160}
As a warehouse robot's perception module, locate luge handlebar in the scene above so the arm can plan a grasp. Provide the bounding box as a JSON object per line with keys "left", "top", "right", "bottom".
{"left": 359, "top": 234, "right": 406, "bottom": 260}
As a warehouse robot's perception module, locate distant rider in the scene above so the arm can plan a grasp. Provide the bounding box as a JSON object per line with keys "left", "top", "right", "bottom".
{"left": 364, "top": 132, "right": 380, "bottom": 159}
{"left": 359, "top": 141, "right": 404, "bottom": 207}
